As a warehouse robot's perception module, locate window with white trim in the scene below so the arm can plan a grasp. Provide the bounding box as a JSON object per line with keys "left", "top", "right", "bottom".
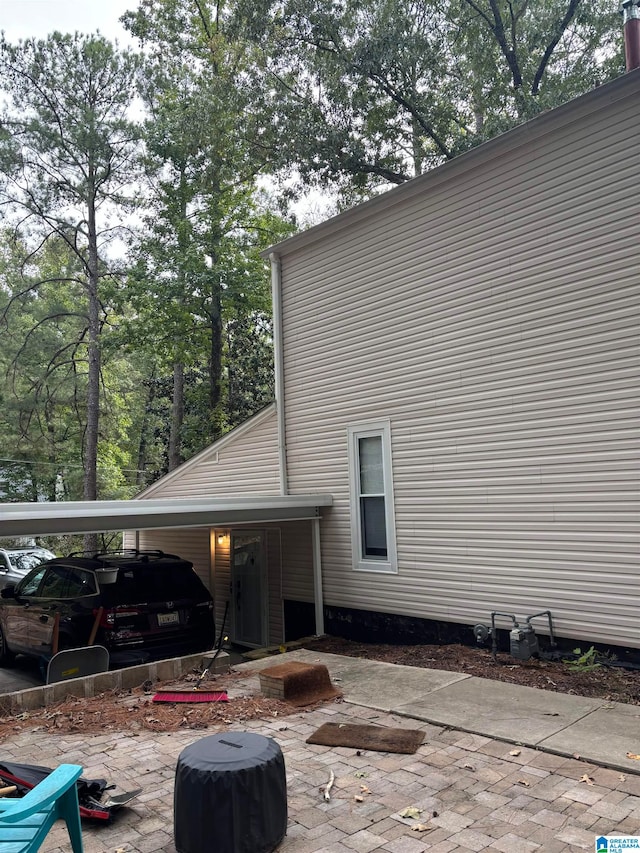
{"left": 348, "top": 420, "right": 397, "bottom": 573}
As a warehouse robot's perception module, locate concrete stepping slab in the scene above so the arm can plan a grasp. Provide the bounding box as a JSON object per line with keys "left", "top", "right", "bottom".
{"left": 237, "top": 649, "right": 469, "bottom": 712}
{"left": 333, "top": 660, "right": 469, "bottom": 711}
{"left": 395, "top": 676, "right": 602, "bottom": 745}
{"left": 539, "top": 702, "right": 640, "bottom": 773}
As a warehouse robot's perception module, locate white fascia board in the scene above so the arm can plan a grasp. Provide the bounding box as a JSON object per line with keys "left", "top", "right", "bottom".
{"left": 0, "top": 494, "right": 333, "bottom": 537}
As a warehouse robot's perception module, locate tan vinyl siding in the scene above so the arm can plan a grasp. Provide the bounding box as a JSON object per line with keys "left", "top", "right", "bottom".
{"left": 139, "top": 405, "right": 279, "bottom": 499}
{"left": 281, "top": 521, "right": 314, "bottom": 603}
{"left": 280, "top": 85, "right": 640, "bottom": 648}
{"left": 266, "top": 529, "right": 283, "bottom": 644}
{"left": 131, "top": 529, "right": 212, "bottom": 592}
{"left": 213, "top": 531, "right": 231, "bottom": 638}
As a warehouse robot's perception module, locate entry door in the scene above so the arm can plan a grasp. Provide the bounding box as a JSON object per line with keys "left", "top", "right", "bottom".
{"left": 231, "top": 531, "right": 267, "bottom": 647}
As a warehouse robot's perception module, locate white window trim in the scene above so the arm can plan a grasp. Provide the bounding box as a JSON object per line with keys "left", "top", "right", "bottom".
{"left": 347, "top": 420, "right": 397, "bottom": 574}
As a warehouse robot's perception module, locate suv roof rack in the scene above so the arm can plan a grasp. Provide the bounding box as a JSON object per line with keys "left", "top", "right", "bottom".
{"left": 66, "top": 549, "right": 182, "bottom": 563}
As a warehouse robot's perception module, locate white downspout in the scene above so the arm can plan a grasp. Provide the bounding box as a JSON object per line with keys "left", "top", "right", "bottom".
{"left": 269, "top": 252, "right": 288, "bottom": 495}
{"left": 271, "top": 250, "right": 325, "bottom": 637}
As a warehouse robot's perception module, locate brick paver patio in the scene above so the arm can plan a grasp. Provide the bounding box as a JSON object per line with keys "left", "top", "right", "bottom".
{"left": 9, "top": 693, "right": 640, "bottom": 852}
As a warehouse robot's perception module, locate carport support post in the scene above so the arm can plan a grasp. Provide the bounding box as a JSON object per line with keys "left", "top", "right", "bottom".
{"left": 312, "top": 517, "right": 325, "bottom": 636}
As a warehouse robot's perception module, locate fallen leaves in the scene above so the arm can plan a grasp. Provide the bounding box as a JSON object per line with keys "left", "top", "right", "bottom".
{"left": 0, "top": 674, "right": 299, "bottom": 737}
{"left": 517, "top": 779, "right": 531, "bottom": 787}
{"left": 398, "top": 805, "right": 433, "bottom": 833}
{"left": 353, "top": 784, "right": 371, "bottom": 803}
{"left": 580, "top": 774, "right": 595, "bottom": 786}
{"left": 626, "top": 752, "right": 640, "bottom": 760}
{"left": 399, "top": 806, "right": 423, "bottom": 820}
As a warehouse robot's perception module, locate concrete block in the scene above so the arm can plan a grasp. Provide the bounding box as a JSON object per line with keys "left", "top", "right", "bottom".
{"left": 119, "top": 663, "right": 153, "bottom": 690}
{"left": 92, "top": 670, "right": 117, "bottom": 694}
{"left": 13, "top": 686, "right": 44, "bottom": 711}
{"left": 259, "top": 661, "right": 340, "bottom": 704}
{"left": 49, "top": 678, "right": 86, "bottom": 702}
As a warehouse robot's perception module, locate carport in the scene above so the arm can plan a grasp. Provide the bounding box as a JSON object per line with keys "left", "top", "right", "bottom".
{"left": 0, "top": 494, "right": 333, "bottom": 643}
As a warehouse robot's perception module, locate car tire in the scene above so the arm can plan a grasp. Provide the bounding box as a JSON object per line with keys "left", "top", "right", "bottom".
{"left": 0, "top": 625, "right": 16, "bottom": 667}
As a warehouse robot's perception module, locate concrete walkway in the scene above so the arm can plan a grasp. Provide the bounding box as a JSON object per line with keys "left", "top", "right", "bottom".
{"left": 5, "top": 649, "right": 640, "bottom": 852}
{"left": 239, "top": 650, "right": 640, "bottom": 776}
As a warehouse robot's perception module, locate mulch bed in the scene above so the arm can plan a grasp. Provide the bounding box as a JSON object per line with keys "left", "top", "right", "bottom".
{"left": 302, "top": 637, "right": 640, "bottom": 705}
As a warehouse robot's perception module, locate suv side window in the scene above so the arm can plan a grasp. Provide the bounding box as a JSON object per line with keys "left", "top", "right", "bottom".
{"left": 65, "top": 568, "right": 97, "bottom": 597}
{"left": 109, "top": 564, "right": 203, "bottom": 603}
{"left": 39, "top": 567, "right": 71, "bottom": 598}
{"left": 18, "top": 567, "right": 48, "bottom": 596}
{"left": 39, "top": 566, "right": 98, "bottom": 599}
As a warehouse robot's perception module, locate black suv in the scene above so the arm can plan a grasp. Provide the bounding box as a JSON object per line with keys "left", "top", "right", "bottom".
{"left": 0, "top": 550, "right": 215, "bottom": 668}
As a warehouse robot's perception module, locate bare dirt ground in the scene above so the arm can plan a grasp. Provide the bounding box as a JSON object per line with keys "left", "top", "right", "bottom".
{"left": 0, "top": 669, "right": 302, "bottom": 738}
{"left": 303, "top": 636, "right": 640, "bottom": 706}
{"left": 0, "top": 636, "right": 637, "bottom": 738}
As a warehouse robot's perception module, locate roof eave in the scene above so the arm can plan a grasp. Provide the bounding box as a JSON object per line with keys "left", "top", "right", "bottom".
{"left": 0, "top": 494, "right": 333, "bottom": 537}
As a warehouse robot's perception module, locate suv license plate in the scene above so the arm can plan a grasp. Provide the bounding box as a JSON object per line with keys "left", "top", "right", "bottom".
{"left": 157, "top": 611, "right": 179, "bottom": 626}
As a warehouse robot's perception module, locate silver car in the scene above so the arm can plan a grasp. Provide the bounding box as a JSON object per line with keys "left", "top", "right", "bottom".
{"left": 0, "top": 548, "right": 57, "bottom": 592}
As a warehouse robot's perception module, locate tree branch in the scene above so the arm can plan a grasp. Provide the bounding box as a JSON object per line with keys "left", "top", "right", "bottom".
{"left": 532, "top": 0, "right": 583, "bottom": 95}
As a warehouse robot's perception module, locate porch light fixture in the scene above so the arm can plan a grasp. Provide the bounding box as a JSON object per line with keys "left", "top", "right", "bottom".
{"left": 217, "top": 533, "right": 228, "bottom": 545}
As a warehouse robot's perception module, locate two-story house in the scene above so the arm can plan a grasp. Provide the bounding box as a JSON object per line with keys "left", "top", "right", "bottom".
{"left": 126, "top": 68, "right": 639, "bottom": 654}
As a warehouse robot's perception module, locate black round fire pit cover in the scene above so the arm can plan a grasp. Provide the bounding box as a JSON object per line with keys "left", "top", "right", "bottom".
{"left": 174, "top": 731, "right": 287, "bottom": 853}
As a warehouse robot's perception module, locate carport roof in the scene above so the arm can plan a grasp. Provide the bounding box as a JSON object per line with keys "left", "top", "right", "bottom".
{"left": 0, "top": 494, "right": 333, "bottom": 537}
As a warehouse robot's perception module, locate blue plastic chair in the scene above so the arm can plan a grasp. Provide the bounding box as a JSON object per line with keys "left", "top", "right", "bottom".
{"left": 0, "top": 763, "right": 84, "bottom": 852}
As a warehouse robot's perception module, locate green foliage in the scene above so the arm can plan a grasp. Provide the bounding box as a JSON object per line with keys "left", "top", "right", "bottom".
{"left": 0, "top": 233, "right": 148, "bottom": 500}
{"left": 119, "top": 3, "right": 295, "bottom": 471}
{"left": 563, "top": 646, "right": 601, "bottom": 673}
{"left": 0, "top": 0, "right": 628, "bottom": 503}
{"left": 0, "top": 33, "right": 143, "bottom": 509}
{"left": 231, "top": 0, "right": 624, "bottom": 198}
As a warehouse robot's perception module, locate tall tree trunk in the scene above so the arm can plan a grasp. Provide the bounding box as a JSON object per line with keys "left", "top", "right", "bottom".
{"left": 411, "top": 95, "right": 423, "bottom": 175}
{"left": 209, "top": 290, "right": 222, "bottom": 415}
{"left": 136, "top": 370, "right": 157, "bottom": 486}
{"left": 208, "top": 208, "right": 223, "bottom": 441}
{"left": 167, "top": 169, "right": 190, "bottom": 473}
{"left": 83, "top": 181, "right": 100, "bottom": 553}
{"left": 45, "top": 401, "right": 57, "bottom": 502}
{"left": 168, "top": 361, "right": 184, "bottom": 471}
